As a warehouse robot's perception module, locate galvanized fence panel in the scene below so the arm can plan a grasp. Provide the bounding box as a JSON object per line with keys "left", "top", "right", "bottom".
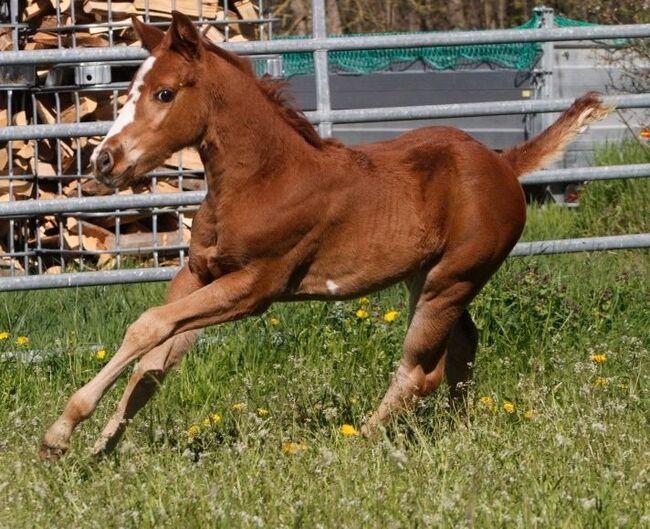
{"left": 0, "top": 2, "right": 649, "bottom": 291}
{"left": 0, "top": 0, "right": 274, "bottom": 287}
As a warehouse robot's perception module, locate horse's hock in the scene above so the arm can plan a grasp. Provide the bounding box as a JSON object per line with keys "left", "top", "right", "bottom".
{"left": 1, "top": 2, "right": 650, "bottom": 291}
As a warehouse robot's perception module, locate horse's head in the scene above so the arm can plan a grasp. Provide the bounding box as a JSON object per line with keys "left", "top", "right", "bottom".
{"left": 91, "top": 12, "right": 214, "bottom": 187}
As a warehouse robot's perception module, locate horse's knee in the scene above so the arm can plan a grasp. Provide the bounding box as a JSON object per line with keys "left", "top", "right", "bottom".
{"left": 125, "top": 308, "right": 174, "bottom": 353}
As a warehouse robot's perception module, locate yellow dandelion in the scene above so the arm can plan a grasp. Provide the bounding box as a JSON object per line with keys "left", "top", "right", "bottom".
{"left": 281, "top": 442, "right": 308, "bottom": 455}
{"left": 95, "top": 349, "right": 107, "bottom": 361}
{"left": 186, "top": 424, "right": 201, "bottom": 439}
{"left": 594, "top": 377, "right": 610, "bottom": 387}
{"left": 211, "top": 413, "right": 222, "bottom": 424}
{"left": 257, "top": 408, "right": 269, "bottom": 417}
{"left": 590, "top": 354, "right": 608, "bottom": 364}
{"left": 15, "top": 336, "right": 29, "bottom": 346}
{"left": 523, "top": 409, "right": 536, "bottom": 420}
{"left": 232, "top": 403, "right": 245, "bottom": 412}
{"left": 383, "top": 310, "right": 399, "bottom": 323}
{"left": 350, "top": 398, "right": 359, "bottom": 405}
{"left": 0, "top": 331, "right": 9, "bottom": 340}
{"left": 202, "top": 417, "right": 212, "bottom": 428}
{"left": 340, "top": 424, "right": 359, "bottom": 436}
{"left": 270, "top": 317, "right": 280, "bottom": 326}
{"left": 503, "top": 401, "right": 515, "bottom": 414}
{"left": 358, "top": 297, "right": 370, "bottom": 305}
{"left": 479, "top": 396, "right": 496, "bottom": 410}
{"left": 356, "top": 309, "right": 369, "bottom": 319}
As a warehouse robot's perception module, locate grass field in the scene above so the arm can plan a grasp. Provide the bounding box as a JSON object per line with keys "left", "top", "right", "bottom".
{"left": 0, "top": 143, "right": 648, "bottom": 528}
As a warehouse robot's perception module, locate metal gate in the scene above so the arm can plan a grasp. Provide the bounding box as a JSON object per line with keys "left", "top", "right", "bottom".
{"left": 1, "top": 1, "right": 649, "bottom": 291}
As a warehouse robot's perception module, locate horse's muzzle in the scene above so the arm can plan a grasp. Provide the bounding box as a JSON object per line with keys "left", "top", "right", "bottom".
{"left": 94, "top": 149, "right": 114, "bottom": 179}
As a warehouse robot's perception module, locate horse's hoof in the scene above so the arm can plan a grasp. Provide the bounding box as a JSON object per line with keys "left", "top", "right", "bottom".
{"left": 39, "top": 441, "right": 67, "bottom": 462}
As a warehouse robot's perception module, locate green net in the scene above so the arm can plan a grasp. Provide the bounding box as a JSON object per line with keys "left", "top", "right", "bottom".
{"left": 275, "top": 14, "right": 605, "bottom": 77}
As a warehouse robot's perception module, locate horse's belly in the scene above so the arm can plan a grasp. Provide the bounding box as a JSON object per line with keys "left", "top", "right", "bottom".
{"left": 294, "top": 245, "right": 424, "bottom": 299}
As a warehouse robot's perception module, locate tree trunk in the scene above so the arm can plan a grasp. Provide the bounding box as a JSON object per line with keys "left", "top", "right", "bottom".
{"left": 288, "top": 0, "right": 310, "bottom": 35}
{"left": 326, "top": 0, "right": 343, "bottom": 34}
{"left": 447, "top": 0, "right": 466, "bottom": 28}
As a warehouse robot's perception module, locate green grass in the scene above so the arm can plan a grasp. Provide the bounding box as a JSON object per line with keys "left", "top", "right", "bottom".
{"left": 0, "top": 143, "right": 649, "bottom": 528}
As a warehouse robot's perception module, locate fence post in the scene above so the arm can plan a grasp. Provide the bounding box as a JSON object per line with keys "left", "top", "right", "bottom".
{"left": 312, "top": 0, "right": 332, "bottom": 137}
{"left": 533, "top": 6, "right": 555, "bottom": 135}
{"left": 533, "top": 6, "right": 555, "bottom": 137}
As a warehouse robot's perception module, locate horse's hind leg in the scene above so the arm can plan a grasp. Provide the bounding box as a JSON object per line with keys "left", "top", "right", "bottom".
{"left": 40, "top": 265, "right": 204, "bottom": 461}
{"left": 362, "top": 255, "right": 488, "bottom": 434}
{"left": 445, "top": 310, "right": 478, "bottom": 405}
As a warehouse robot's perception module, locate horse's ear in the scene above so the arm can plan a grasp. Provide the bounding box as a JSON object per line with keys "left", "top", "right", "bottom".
{"left": 131, "top": 16, "right": 164, "bottom": 52}
{"left": 169, "top": 10, "right": 203, "bottom": 60}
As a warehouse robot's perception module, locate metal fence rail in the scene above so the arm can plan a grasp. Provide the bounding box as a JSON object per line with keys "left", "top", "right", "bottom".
{"left": 1, "top": 233, "right": 648, "bottom": 292}
{"left": 1, "top": 1, "right": 649, "bottom": 292}
{"left": 3, "top": 94, "right": 650, "bottom": 141}
{"left": 3, "top": 22, "right": 650, "bottom": 65}
{"left": 1, "top": 163, "right": 649, "bottom": 219}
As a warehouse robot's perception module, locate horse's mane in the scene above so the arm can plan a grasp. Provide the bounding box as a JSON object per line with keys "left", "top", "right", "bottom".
{"left": 203, "top": 39, "right": 337, "bottom": 150}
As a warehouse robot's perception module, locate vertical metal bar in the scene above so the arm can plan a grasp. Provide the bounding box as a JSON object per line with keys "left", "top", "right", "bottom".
{"left": 224, "top": 0, "right": 230, "bottom": 41}
{"left": 9, "top": 0, "right": 19, "bottom": 49}
{"left": 7, "top": 90, "right": 16, "bottom": 276}
{"left": 533, "top": 6, "right": 555, "bottom": 137}
{"left": 312, "top": 0, "right": 332, "bottom": 137}
{"left": 31, "top": 91, "right": 43, "bottom": 275}
{"left": 107, "top": 0, "right": 115, "bottom": 47}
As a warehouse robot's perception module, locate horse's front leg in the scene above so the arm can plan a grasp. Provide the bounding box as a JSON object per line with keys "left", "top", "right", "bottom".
{"left": 91, "top": 266, "right": 205, "bottom": 457}
{"left": 40, "top": 267, "right": 272, "bottom": 461}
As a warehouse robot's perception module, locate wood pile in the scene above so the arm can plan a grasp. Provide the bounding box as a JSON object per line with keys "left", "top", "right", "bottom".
{"left": 1, "top": 1, "right": 261, "bottom": 275}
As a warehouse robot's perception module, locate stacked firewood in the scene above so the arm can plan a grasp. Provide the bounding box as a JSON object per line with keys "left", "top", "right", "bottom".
{"left": 0, "top": 0, "right": 261, "bottom": 275}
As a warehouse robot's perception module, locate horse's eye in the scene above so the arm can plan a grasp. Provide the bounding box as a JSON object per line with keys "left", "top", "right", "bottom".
{"left": 155, "top": 89, "right": 175, "bottom": 103}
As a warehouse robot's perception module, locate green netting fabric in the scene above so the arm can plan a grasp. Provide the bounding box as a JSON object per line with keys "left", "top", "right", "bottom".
{"left": 276, "top": 14, "right": 606, "bottom": 77}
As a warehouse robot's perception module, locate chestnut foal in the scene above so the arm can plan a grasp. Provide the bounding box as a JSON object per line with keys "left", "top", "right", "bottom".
{"left": 41, "top": 12, "right": 608, "bottom": 460}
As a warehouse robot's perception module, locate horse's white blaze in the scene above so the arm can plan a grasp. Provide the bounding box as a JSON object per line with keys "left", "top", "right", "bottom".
{"left": 326, "top": 280, "right": 339, "bottom": 294}
{"left": 90, "top": 56, "right": 156, "bottom": 164}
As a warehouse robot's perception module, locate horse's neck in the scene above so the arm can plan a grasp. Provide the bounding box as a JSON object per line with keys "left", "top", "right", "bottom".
{"left": 199, "top": 104, "right": 324, "bottom": 194}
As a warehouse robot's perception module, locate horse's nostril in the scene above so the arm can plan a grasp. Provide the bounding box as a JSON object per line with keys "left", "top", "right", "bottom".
{"left": 96, "top": 150, "right": 114, "bottom": 175}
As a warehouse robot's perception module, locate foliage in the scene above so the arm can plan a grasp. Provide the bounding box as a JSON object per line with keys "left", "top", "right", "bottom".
{"left": 269, "top": 0, "right": 645, "bottom": 34}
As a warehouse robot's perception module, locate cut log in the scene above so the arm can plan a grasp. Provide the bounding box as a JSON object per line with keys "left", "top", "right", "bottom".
{"left": 0, "top": 29, "right": 13, "bottom": 51}
{"left": 60, "top": 97, "right": 99, "bottom": 123}
{"left": 24, "top": 0, "right": 53, "bottom": 21}
{"left": 165, "top": 148, "right": 203, "bottom": 170}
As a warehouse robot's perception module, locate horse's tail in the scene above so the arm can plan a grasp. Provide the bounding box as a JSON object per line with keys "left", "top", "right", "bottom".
{"left": 502, "top": 92, "right": 611, "bottom": 177}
